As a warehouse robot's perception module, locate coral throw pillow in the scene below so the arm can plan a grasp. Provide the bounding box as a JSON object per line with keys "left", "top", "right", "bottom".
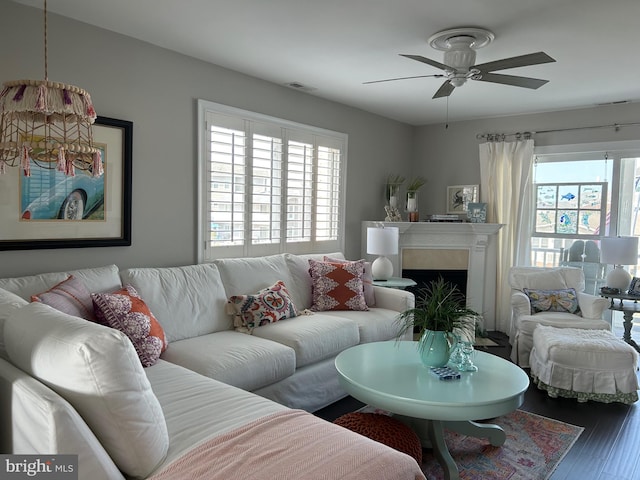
{"left": 324, "top": 256, "right": 375, "bottom": 307}
{"left": 228, "top": 280, "right": 298, "bottom": 332}
{"left": 309, "top": 259, "right": 368, "bottom": 311}
{"left": 31, "top": 275, "right": 96, "bottom": 321}
{"left": 523, "top": 287, "right": 580, "bottom": 314}
{"left": 91, "top": 285, "right": 168, "bottom": 367}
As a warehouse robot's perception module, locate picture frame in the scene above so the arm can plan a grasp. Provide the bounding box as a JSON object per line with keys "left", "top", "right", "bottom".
{"left": 0, "top": 116, "right": 133, "bottom": 250}
{"left": 467, "top": 202, "right": 487, "bottom": 223}
{"left": 447, "top": 184, "right": 479, "bottom": 214}
{"left": 629, "top": 277, "right": 640, "bottom": 296}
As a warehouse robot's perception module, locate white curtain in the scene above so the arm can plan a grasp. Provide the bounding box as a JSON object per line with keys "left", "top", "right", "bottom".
{"left": 479, "top": 139, "right": 534, "bottom": 333}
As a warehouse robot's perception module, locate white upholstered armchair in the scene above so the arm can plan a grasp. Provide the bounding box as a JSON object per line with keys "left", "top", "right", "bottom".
{"left": 509, "top": 266, "right": 610, "bottom": 367}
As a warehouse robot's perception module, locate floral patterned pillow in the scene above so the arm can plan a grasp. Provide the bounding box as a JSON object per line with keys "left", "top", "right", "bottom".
{"left": 91, "top": 285, "right": 168, "bottom": 367}
{"left": 308, "top": 259, "right": 368, "bottom": 312}
{"left": 523, "top": 287, "right": 580, "bottom": 315}
{"left": 228, "top": 280, "right": 298, "bottom": 332}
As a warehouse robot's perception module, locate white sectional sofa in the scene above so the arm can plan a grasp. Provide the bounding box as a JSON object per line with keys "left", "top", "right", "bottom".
{"left": 0, "top": 253, "right": 422, "bottom": 480}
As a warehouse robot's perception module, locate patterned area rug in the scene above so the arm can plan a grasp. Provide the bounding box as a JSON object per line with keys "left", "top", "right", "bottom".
{"left": 359, "top": 407, "right": 582, "bottom": 480}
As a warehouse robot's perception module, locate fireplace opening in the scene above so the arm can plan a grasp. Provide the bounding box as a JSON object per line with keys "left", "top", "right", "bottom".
{"left": 402, "top": 269, "right": 467, "bottom": 303}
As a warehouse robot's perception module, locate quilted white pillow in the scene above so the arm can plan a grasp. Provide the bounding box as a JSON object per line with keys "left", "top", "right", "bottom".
{"left": 5, "top": 302, "right": 169, "bottom": 478}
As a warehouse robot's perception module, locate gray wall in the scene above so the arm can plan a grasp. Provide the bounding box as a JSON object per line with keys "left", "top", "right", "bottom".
{"left": 0, "top": 2, "right": 414, "bottom": 277}
{"left": 2, "top": 2, "right": 639, "bottom": 279}
{"left": 414, "top": 102, "right": 640, "bottom": 214}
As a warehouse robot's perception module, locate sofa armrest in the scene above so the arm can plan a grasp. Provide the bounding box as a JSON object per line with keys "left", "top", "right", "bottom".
{"left": 577, "top": 292, "right": 610, "bottom": 319}
{"left": 511, "top": 291, "right": 531, "bottom": 318}
{"left": 372, "top": 286, "right": 414, "bottom": 313}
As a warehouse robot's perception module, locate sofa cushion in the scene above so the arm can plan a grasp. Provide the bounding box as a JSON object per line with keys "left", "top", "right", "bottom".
{"left": 524, "top": 287, "right": 580, "bottom": 314}
{"left": 0, "top": 357, "right": 125, "bottom": 479}
{"left": 319, "top": 308, "right": 401, "bottom": 344}
{"left": 144, "top": 360, "right": 287, "bottom": 471}
{"left": 0, "top": 264, "right": 121, "bottom": 301}
{"left": 324, "top": 256, "right": 375, "bottom": 307}
{"left": 214, "top": 254, "right": 295, "bottom": 300}
{"left": 509, "top": 268, "right": 568, "bottom": 292}
{"left": 31, "top": 275, "right": 96, "bottom": 321}
{"left": 251, "top": 314, "right": 360, "bottom": 368}
{"left": 0, "top": 288, "right": 28, "bottom": 361}
{"left": 517, "top": 312, "right": 610, "bottom": 337}
{"left": 4, "top": 302, "right": 169, "bottom": 478}
{"left": 160, "top": 331, "right": 296, "bottom": 392}
{"left": 308, "top": 259, "right": 368, "bottom": 311}
{"left": 92, "top": 285, "right": 169, "bottom": 367}
{"left": 284, "top": 252, "right": 345, "bottom": 310}
{"left": 120, "top": 263, "right": 230, "bottom": 342}
{"left": 228, "top": 280, "right": 299, "bottom": 332}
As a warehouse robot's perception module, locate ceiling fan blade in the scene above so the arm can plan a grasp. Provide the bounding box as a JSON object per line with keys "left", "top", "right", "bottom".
{"left": 475, "top": 72, "right": 549, "bottom": 89}
{"left": 400, "top": 54, "right": 451, "bottom": 72}
{"left": 474, "top": 52, "right": 555, "bottom": 73}
{"left": 363, "top": 74, "right": 444, "bottom": 85}
{"left": 433, "top": 80, "right": 455, "bottom": 99}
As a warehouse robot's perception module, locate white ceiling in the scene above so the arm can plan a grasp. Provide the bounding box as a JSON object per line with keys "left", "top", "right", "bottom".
{"left": 12, "top": 0, "right": 640, "bottom": 125}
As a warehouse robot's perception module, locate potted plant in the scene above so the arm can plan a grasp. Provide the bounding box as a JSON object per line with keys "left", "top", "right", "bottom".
{"left": 395, "top": 277, "right": 478, "bottom": 367}
{"left": 405, "top": 176, "right": 426, "bottom": 221}
{"left": 385, "top": 174, "right": 405, "bottom": 209}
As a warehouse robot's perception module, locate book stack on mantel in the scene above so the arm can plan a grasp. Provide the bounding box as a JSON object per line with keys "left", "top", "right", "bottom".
{"left": 427, "top": 214, "right": 464, "bottom": 222}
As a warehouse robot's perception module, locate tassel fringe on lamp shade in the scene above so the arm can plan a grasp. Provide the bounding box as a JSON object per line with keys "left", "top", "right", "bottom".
{"left": 601, "top": 236, "right": 639, "bottom": 292}
{"left": 367, "top": 227, "right": 399, "bottom": 281}
{"left": 0, "top": 0, "right": 101, "bottom": 177}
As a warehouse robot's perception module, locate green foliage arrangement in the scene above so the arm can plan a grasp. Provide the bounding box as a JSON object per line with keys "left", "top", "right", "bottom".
{"left": 406, "top": 176, "right": 427, "bottom": 192}
{"left": 395, "top": 277, "right": 478, "bottom": 338}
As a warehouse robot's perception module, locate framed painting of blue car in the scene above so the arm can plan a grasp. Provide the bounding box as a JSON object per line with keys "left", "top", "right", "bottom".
{"left": 0, "top": 116, "right": 132, "bottom": 250}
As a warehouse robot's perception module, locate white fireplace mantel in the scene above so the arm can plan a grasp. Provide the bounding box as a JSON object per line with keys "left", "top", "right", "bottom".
{"left": 362, "top": 221, "right": 504, "bottom": 329}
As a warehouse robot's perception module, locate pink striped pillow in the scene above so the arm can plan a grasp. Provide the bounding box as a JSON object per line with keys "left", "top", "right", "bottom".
{"left": 31, "top": 275, "right": 95, "bottom": 321}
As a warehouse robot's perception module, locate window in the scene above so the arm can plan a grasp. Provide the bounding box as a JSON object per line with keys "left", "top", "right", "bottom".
{"left": 529, "top": 142, "right": 640, "bottom": 293}
{"left": 533, "top": 182, "right": 607, "bottom": 237}
{"left": 198, "top": 100, "right": 346, "bottom": 261}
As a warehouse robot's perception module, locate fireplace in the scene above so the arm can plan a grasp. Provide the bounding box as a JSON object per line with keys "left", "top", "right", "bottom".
{"left": 402, "top": 269, "right": 468, "bottom": 300}
{"left": 362, "top": 221, "right": 503, "bottom": 329}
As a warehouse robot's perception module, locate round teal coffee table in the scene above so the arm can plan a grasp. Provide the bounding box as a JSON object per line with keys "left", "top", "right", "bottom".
{"left": 335, "top": 341, "right": 529, "bottom": 480}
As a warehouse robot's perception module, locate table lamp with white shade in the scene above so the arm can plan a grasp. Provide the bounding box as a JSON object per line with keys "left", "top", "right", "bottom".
{"left": 601, "top": 236, "right": 639, "bottom": 292}
{"left": 367, "top": 226, "right": 399, "bottom": 281}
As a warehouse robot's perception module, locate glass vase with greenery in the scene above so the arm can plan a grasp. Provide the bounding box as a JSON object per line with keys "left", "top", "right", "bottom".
{"left": 396, "top": 277, "right": 478, "bottom": 366}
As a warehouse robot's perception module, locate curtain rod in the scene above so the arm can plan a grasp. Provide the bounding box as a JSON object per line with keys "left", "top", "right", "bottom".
{"left": 476, "top": 121, "right": 640, "bottom": 141}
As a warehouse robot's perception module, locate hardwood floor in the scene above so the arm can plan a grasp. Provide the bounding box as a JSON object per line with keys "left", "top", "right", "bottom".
{"left": 315, "top": 328, "right": 640, "bottom": 480}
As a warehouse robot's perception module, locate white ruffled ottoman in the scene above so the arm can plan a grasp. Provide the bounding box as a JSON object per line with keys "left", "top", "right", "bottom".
{"left": 530, "top": 325, "right": 639, "bottom": 404}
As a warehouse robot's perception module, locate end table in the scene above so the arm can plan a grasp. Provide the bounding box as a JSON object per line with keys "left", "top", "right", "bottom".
{"left": 600, "top": 292, "right": 640, "bottom": 353}
{"left": 372, "top": 277, "right": 417, "bottom": 290}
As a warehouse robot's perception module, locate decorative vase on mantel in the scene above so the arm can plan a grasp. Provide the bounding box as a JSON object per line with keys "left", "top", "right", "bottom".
{"left": 387, "top": 182, "right": 401, "bottom": 209}
{"left": 405, "top": 176, "right": 426, "bottom": 223}
{"left": 406, "top": 190, "right": 419, "bottom": 222}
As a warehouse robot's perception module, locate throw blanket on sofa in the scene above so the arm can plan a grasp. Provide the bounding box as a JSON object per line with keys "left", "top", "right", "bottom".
{"left": 149, "top": 410, "right": 425, "bottom": 480}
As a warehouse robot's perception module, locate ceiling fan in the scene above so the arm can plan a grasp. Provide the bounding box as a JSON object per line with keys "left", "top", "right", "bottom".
{"left": 364, "top": 27, "right": 556, "bottom": 99}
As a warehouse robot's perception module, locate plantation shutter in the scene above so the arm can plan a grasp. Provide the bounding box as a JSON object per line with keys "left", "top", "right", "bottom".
{"left": 200, "top": 101, "right": 345, "bottom": 261}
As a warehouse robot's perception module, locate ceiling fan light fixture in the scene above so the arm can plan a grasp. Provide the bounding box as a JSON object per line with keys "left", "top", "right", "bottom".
{"left": 428, "top": 28, "right": 495, "bottom": 51}
{"left": 449, "top": 77, "right": 467, "bottom": 88}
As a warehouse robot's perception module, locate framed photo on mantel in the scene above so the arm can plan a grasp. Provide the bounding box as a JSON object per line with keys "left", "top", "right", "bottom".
{"left": 447, "top": 184, "right": 479, "bottom": 214}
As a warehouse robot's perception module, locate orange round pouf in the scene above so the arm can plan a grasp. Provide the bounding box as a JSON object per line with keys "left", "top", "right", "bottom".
{"left": 333, "top": 412, "right": 422, "bottom": 464}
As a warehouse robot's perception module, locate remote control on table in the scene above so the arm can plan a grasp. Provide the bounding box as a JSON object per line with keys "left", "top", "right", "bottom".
{"left": 429, "top": 366, "right": 461, "bottom": 380}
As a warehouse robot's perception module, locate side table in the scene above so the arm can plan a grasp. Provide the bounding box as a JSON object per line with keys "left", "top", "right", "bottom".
{"left": 372, "top": 277, "right": 417, "bottom": 290}
{"left": 600, "top": 292, "right": 640, "bottom": 353}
